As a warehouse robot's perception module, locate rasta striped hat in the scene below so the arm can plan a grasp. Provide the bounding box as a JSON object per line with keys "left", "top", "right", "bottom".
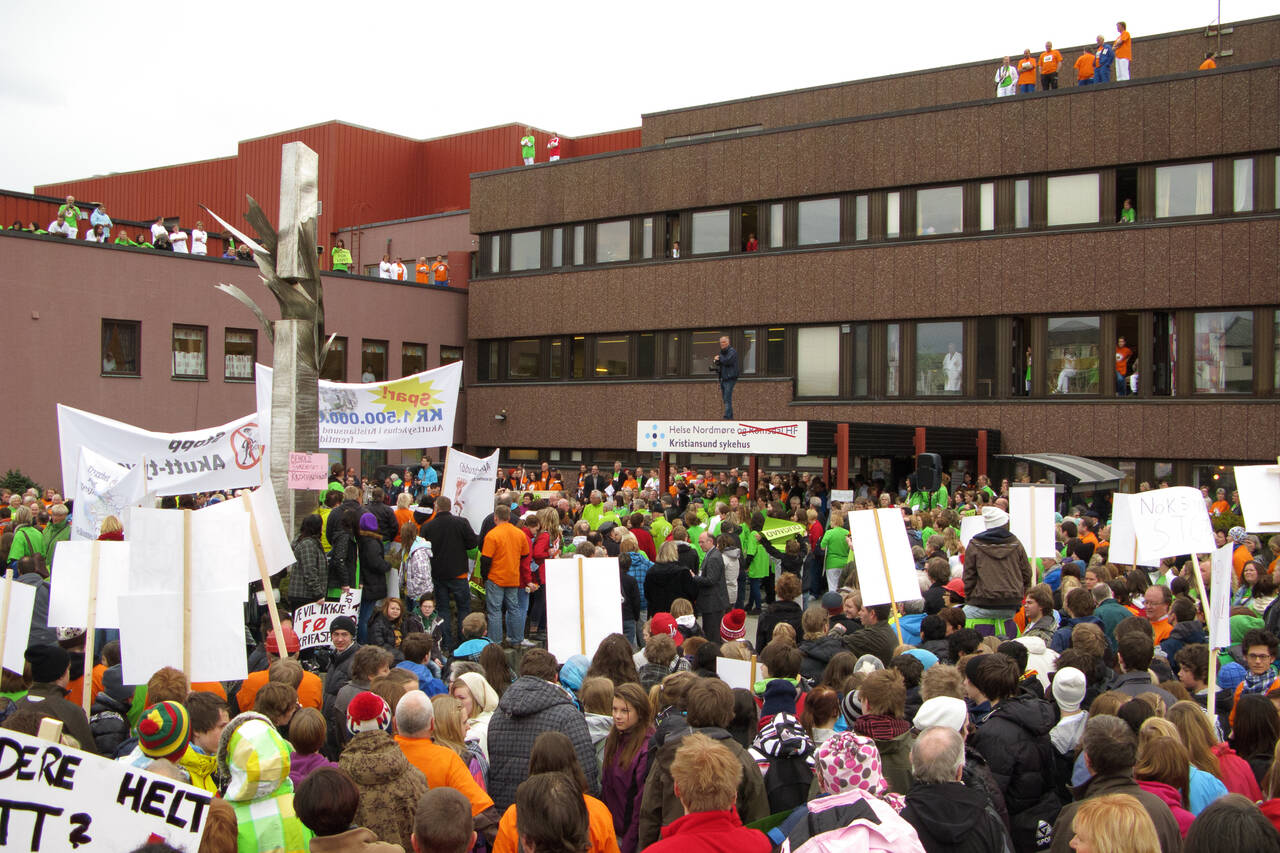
{"left": 138, "top": 700, "right": 191, "bottom": 760}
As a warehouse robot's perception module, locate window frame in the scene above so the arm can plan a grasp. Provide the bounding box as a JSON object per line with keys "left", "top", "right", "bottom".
{"left": 360, "top": 339, "right": 389, "bottom": 383}
{"left": 321, "top": 336, "right": 348, "bottom": 382}
{"left": 171, "top": 323, "right": 209, "bottom": 380}
{"left": 1045, "top": 172, "right": 1102, "bottom": 227}
{"left": 401, "top": 342, "right": 428, "bottom": 377}
{"left": 102, "top": 318, "right": 141, "bottom": 378}
{"left": 223, "top": 327, "right": 257, "bottom": 382}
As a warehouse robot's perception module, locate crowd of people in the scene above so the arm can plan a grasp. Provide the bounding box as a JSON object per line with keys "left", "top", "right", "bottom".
{"left": 3, "top": 460, "right": 1280, "bottom": 853}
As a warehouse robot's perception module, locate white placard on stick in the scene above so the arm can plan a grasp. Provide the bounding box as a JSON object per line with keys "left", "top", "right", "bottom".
{"left": 117, "top": 588, "right": 248, "bottom": 684}
{"left": 1009, "top": 484, "right": 1058, "bottom": 559}
{"left": 49, "top": 541, "right": 130, "bottom": 629}
{"left": 1235, "top": 464, "right": 1280, "bottom": 534}
{"left": 1108, "top": 494, "right": 1163, "bottom": 568}
{"left": 829, "top": 490, "right": 855, "bottom": 504}
{"left": 848, "top": 508, "right": 923, "bottom": 608}
{"left": 959, "top": 515, "right": 986, "bottom": 548}
{"left": 442, "top": 447, "right": 500, "bottom": 535}
{"left": 125, "top": 507, "right": 251, "bottom": 598}
{"left": 544, "top": 556, "right": 623, "bottom": 662}
{"left": 0, "top": 728, "right": 213, "bottom": 851}
{"left": 2, "top": 577, "right": 36, "bottom": 673}
{"left": 716, "top": 656, "right": 757, "bottom": 691}
{"left": 71, "top": 447, "right": 148, "bottom": 541}
{"left": 1128, "top": 486, "right": 1216, "bottom": 560}
{"left": 1209, "top": 543, "right": 1234, "bottom": 650}
{"left": 293, "top": 590, "right": 362, "bottom": 651}
{"left": 200, "top": 486, "right": 295, "bottom": 581}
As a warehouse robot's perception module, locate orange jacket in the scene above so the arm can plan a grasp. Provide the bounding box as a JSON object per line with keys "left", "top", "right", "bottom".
{"left": 494, "top": 796, "right": 619, "bottom": 853}
{"left": 235, "top": 668, "right": 323, "bottom": 713}
{"left": 395, "top": 735, "right": 494, "bottom": 816}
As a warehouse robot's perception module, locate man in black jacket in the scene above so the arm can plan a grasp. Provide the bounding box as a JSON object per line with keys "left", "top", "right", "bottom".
{"left": 901, "top": 726, "right": 1013, "bottom": 853}
{"left": 420, "top": 496, "right": 478, "bottom": 653}
{"left": 364, "top": 487, "right": 399, "bottom": 543}
{"left": 695, "top": 532, "right": 730, "bottom": 636}
{"left": 842, "top": 603, "right": 898, "bottom": 666}
{"left": 325, "top": 486, "right": 364, "bottom": 591}
{"left": 581, "top": 465, "right": 609, "bottom": 499}
{"left": 712, "top": 335, "right": 739, "bottom": 419}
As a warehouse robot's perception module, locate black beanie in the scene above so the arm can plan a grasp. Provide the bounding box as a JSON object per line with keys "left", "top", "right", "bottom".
{"left": 25, "top": 644, "right": 70, "bottom": 683}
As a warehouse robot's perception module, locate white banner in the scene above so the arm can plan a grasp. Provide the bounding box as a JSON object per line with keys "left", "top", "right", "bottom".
{"left": 1009, "top": 484, "right": 1058, "bottom": 559}
{"left": 256, "top": 361, "right": 463, "bottom": 449}
{"left": 636, "top": 420, "right": 808, "bottom": 455}
{"left": 442, "top": 448, "right": 500, "bottom": 535}
{"left": 292, "top": 589, "right": 362, "bottom": 651}
{"left": 71, "top": 447, "right": 148, "bottom": 541}
{"left": 58, "top": 404, "right": 264, "bottom": 497}
{"left": 0, "top": 729, "right": 213, "bottom": 851}
{"left": 1235, "top": 464, "right": 1280, "bottom": 534}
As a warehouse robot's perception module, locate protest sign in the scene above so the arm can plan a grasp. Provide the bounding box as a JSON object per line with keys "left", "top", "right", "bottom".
{"left": 58, "top": 404, "right": 264, "bottom": 497}
{"left": 545, "top": 556, "right": 623, "bottom": 662}
{"left": 1209, "top": 544, "right": 1233, "bottom": 650}
{"left": 1009, "top": 484, "right": 1057, "bottom": 558}
{"left": 829, "top": 490, "right": 855, "bottom": 504}
{"left": 288, "top": 452, "right": 330, "bottom": 490}
{"left": 1108, "top": 494, "right": 1163, "bottom": 567}
{"left": 848, "top": 508, "right": 922, "bottom": 616}
{"left": 716, "top": 656, "right": 757, "bottom": 691}
{"left": 49, "top": 541, "right": 129, "bottom": 630}
{"left": 118, "top": 588, "right": 248, "bottom": 684}
{"left": 959, "top": 515, "right": 985, "bottom": 547}
{"left": 1234, "top": 464, "right": 1280, "bottom": 534}
{"left": 293, "top": 589, "right": 363, "bottom": 651}
{"left": 636, "top": 420, "right": 808, "bottom": 455}
{"left": 442, "top": 448, "right": 501, "bottom": 535}
{"left": 1, "top": 575, "right": 35, "bottom": 674}
{"left": 256, "top": 361, "right": 463, "bottom": 449}
{"left": 70, "top": 447, "right": 148, "bottom": 541}
{"left": 199, "top": 487, "right": 296, "bottom": 582}
{"left": 1126, "top": 486, "right": 1216, "bottom": 560}
{"left": 0, "top": 729, "right": 213, "bottom": 852}
{"left": 761, "top": 516, "right": 806, "bottom": 543}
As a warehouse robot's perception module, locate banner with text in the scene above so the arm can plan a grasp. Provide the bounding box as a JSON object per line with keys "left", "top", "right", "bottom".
{"left": 58, "top": 405, "right": 264, "bottom": 497}
{"left": 442, "top": 448, "right": 500, "bottom": 535}
{"left": 71, "top": 447, "right": 148, "bottom": 541}
{"left": 256, "top": 361, "right": 462, "bottom": 450}
{"left": 292, "top": 590, "right": 362, "bottom": 650}
{"left": 0, "top": 729, "right": 213, "bottom": 851}
{"left": 636, "top": 420, "right": 808, "bottom": 455}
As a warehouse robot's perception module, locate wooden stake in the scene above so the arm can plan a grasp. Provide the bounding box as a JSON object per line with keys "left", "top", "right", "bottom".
{"left": 82, "top": 542, "right": 101, "bottom": 719}
{"left": 36, "top": 717, "right": 64, "bottom": 744}
{"left": 749, "top": 654, "right": 757, "bottom": 686}
{"left": 243, "top": 491, "right": 287, "bottom": 658}
{"left": 577, "top": 556, "right": 586, "bottom": 656}
{"left": 183, "top": 508, "right": 193, "bottom": 679}
{"left": 871, "top": 509, "right": 904, "bottom": 644}
{"left": 1189, "top": 553, "right": 1217, "bottom": 721}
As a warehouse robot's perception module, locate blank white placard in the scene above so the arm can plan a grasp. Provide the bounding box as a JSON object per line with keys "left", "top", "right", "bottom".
{"left": 544, "top": 557, "right": 623, "bottom": 663}
{"left": 848, "top": 508, "right": 922, "bottom": 607}
{"left": 48, "top": 541, "right": 130, "bottom": 629}
{"left": 1235, "top": 465, "right": 1280, "bottom": 534}
{"left": 1009, "top": 485, "right": 1057, "bottom": 558}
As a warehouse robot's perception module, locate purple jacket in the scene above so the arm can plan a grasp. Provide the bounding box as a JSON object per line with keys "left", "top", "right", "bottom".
{"left": 290, "top": 750, "right": 338, "bottom": 787}
{"left": 600, "top": 729, "right": 655, "bottom": 853}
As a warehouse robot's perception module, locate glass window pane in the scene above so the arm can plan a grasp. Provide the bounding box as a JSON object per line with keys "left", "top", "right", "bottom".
{"left": 596, "top": 220, "right": 631, "bottom": 263}
{"left": 489, "top": 235, "right": 500, "bottom": 273}
{"left": 741, "top": 330, "right": 757, "bottom": 375}
{"left": 1234, "top": 158, "right": 1254, "bottom": 212}
{"left": 401, "top": 343, "right": 426, "bottom": 377}
{"left": 321, "top": 337, "right": 347, "bottom": 381}
{"left": 690, "top": 330, "right": 726, "bottom": 375}
{"left": 886, "top": 192, "right": 900, "bottom": 238}
{"left": 637, "top": 333, "right": 655, "bottom": 378}
{"left": 916, "top": 186, "right": 964, "bottom": 235}
{"left": 361, "top": 340, "right": 387, "bottom": 382}
{"left": 766, "top": 327, "right": 786, "bottom": 376}
{"left": 974, "top": 318, "right": 999, "bottom": 397}
{"left": 1194, "top": 311, "right": 1253, "bottom": 393}
{"left": 665, "top": 333, "right": 683, "bottom": 376}
{"left": 172, "top": 325, "right": 207, "bottom": 378}
{"left": 595, "top": 336, "right": 630, "bottom": 376}
{"left": 691, "top": 210, "right": 730, "bottom": 254}
{"left": 224, "top": 329, "right": 255, "bottom": 380}
{"left": 885, "top": 323, "right": 900, "bottom": 396}
{"left": 440, "top": 346, "right": 463, "bottom": 365}
{"left": 549, "top": 339, "right": 562, "bottom": 379}
{"left": 1047, "top": 174, "right": 1100, "bottom": 226}
{"left": 476, "top": 342, "right": 491, "bottom": 381}
{"left": 570, "top": 336, "right": 585, "bottom": 378}
{"left": 510, "top": 230, "right": 541, "bottom": 271}
{"left": 798, "top": 198, "right": 840, "bottom": 245}
{"left": 486, "top": 344, "right": 498, "bottom": 380}
{"left": 642, "top": 218, "right": 653, "bottom": 259}
{"left": 769, "top": 203, "right": 785, "bottom": 247}
{"left": 573, "top": 225, "right": 585, "bottom": 265}
{"left": 509, "top": 339, "right": 541, "bottom": 379}
{"left": 916, "top": 321, "right": 964, "bottom": 395}
{"left": 852, "top": 324, "right": 868, "bottom": 397}
{"left": 551, "top": 228, "right": 563, "bottom": 267}
{"left": 797, "top": 326, "right": 840, "bottom": 397}
{"left": 1047, "top": 316, "right": 1101, "bottom": 395}
{"left": 980, "top": 182, "right": 995, "bottom": 231}
{"left": 102, "top": 319, "right": 140, "bottom": 376}
{"left": 1155, "top": 162, "right": 1213, "bottom": 217}
{"left": 855, "top": 195, "right": 869, "bottom": 241}
{"left": 1014, "top": 179, "right": 1030, "bottom": 229}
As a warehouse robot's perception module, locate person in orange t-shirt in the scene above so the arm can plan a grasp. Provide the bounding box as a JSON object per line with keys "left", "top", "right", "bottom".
{"left": 480, "top": 504, "right": 531, "bottom": 644}
{"left": 1210, "top": 488, "right": 1231, "bottom": 516}
{"left": 1115, "top": 336, "right": 1134, "bottom": 395}
{"left": 1200, "top": 52, "right": 1217, "bottom": 70}
{"left": 1039, "top": 41, "right": 1064, "bottom": 89}
{"left": 1016, "top": 49, "right": 1038, "bottom": 93}
{"left": 415, "top": 257, "right": 430, "bottom": 283}
{"left": 1114, "top": 21, "right": 1132, "bottom": 80}
{"left": 1075, "top": 48, "right": 1097, "bottom": 85}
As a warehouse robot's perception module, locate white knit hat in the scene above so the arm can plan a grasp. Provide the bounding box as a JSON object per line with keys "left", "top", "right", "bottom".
{"left": 913, "top": 696, "right": 968, "bottom": 733}
{"left": 982, "top": 505, "right": 1010, "bottom": 529}
{"left": 1052, "top": 667, "right": 1087, "bottom": 714}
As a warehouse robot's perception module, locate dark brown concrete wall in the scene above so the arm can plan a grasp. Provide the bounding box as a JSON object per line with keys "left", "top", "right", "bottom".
{"left": 467, "top": 219, "right": 1279, "bottom": 339}
{"left": 639, "top": 17, "right": 1280, "bottom": 145}
{"left": 466, "top": 379, "right": 1280, "bottom": 462}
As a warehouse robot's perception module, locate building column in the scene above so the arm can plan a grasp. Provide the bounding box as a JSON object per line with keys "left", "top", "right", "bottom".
{"left": 977, "top": 429, "right": 988, "bottom": 477}
{"left": 749, "top": 455, "right": 759, "bottom": 497}
{"left": 914, "top": 427, "right": 927, "bottom": 457}
{"left": 659, "top": 453, "right": 669, "bottom": 495}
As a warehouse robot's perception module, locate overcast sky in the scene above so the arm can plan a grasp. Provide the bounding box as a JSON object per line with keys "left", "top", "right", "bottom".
{"left": 1, "top": 1, "right": 1270, "bottom": 192}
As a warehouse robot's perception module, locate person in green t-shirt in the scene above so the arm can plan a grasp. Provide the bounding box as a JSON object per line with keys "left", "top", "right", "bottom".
{"left": 520, "top": 127, "right": 536, "bottom": 165}
{"left": 819, "top": 510, "right": 851, "bottom": 594}
{"left": 1118, "top": 198, "right": 1136, "bottom": 223}
{"left": 331, "top": 238, "right": 353, "bottom": 272}
{"left": 57, "top": 195, "right": 81, "bottom": 238}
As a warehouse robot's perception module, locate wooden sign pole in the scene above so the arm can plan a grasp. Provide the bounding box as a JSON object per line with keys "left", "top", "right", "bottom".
{"left": 242, "top": 492, "right": 287, "bottom": 658}
{"left": 82, "top": 542, "right": 101, "bottom": 719}
{"left": 577, "top": 556, "right": 586, "bottom": 656}
{"left": 182, "top": 508, "right": 193, "bottom": 679}
{"left": 871, "top": 509, "right": 905, "bottom": 644}
{"left": 749, "top": 654, "right": 757, "bottom": 686}
{"left": 1188, "top": 553, "right": 1217, "bottom": 721}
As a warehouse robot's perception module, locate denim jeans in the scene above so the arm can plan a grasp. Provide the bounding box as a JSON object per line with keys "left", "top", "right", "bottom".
{"left": 486, "top": 581, "right": 525, "bottom": 643}
{"left": 747, "top": 577, "right": 763, "bottom": 611}
{"left": 440, "top": 577, "right": 472, "bottom": 653}
{"left": 357, "top": 597, "right": 378, "bottom": 643}
{"left": 720, "top": 379, "right": 736, "bottom": 419}
{"left": 1018, "top": 83, "right": 1036, "bottom": 93}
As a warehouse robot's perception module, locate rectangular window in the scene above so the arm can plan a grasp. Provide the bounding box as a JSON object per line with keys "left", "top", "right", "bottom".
{"left": 852, "top": 324, "right": 869, "bottom": 396}
{"left": 1274, "top": 310, "right": 1279, "bottom": 392}
{"left": 488, "top": 235, "right": 500, "bottom": 273}
{"left": 797, "top": 326, "right": 840, "bottom": 397}
{"left": 1014, "top": 179, "right": 1030, "bottom": 229}
{"left": 440, "top": 346, "right": 462, "bottom": 365}
{"left": 768, "top": 203, "right": 785, "bottom": 248}
{"left": 979, "top": 182, "right": 995, "bottom": 231}
{"left": 549, "top": 339, "right": 562, "bottom": 379}
{"left": 1047, "top": 173, "right": 1100, "bottom": 226}
{"left": 766, "top": 327, "right": 787, "bottom": 376}
{"left": 224, "top": 328, "right": 256, "bottom": 381}
{"left": 637, "top": 333, "right": 655, "bottom": 378}
{"left": 690, "top": 330, "right": 726, "bottom": 375}
{"left": 573, "top": 225, "right": 585, "bottom": 265}
{"left": 476, "top": 342, "right": 496, "bottom": 380}
{"left": 665, "top": 333, "right": 684, "bottom": 376}
{"left": 172, "top": 325, "right": 208, "bottom": 379}
{"left": 1234, "top": 158, "right": 1254, "bottom": 213}
{"left": 508, "top": 339, "right": 541, "bottom": 379}
{"left": 915, "top": 321, "right": 963, "bottom": 395}
{"left": 885, "top": 323, "right": 901, "bottom": 396}
{"left": 360, "top": 340, "right": 387, "bottom": 382}
{"left": 510, "top": 230, "right": 541, "bottom": 271}
{"left": 1155, "top": 162, "right": 1213, "bottom": 217}
{"left": 595, "top": 220, "right": 631, "bottom": 263}
{"left": 321, "top": 336, "right": 347, "bottom": 381}
{"left": 916, "top": 185, "right": 964, "bottom": 235}
{"left": 642, "top": 217, "right": 653, "bottom": 259}
{"left": 797, "top": 198, "right": 840, "bottom": 245}
{"left": 854, "top": 195, "right": 869, "bottom": 241}
{"left": 691, "top": 210, "right": 731, "bottom": 255}
{"left": 551, "top": 227, "right": 564, "bottom": 267}
{"left": 1046, "top": 316, "right": 1101, "bottom": 395}
{"left": 401, "top": 343, "right": 426, "bottom": 377}
{"left": 741, "top": 329, "right": 758, "bottom": 375}
{"left": 974, "top": 318, "right": 999, "bottom": 397}
{"left": 1194, "top": 311, "right": 1253, "bottom": 393}
{"left": 886, "top": 192, "right": 901, "bottom": 238}
{"left": 570, "top": 336, "right": 586, "bottom": 378}
{"left": 595, "top": 336, "right": 630, "bottom": 376}
{"left": 102, "top": 319, "right": 140, "bottom": 376}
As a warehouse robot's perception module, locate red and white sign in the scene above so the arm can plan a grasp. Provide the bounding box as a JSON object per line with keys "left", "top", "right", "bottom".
{"left": 636, "top": 420, "right": 807, "bottom": 455}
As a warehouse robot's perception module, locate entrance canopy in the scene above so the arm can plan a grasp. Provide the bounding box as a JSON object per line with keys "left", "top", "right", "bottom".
{"left": 995, "top": 453, "right": 1125, "bottom": 492}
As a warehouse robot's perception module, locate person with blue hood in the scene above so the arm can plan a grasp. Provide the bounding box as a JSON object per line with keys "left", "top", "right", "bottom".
{"left": 1049, "top": 588, "right": 1106, "bottom": 653}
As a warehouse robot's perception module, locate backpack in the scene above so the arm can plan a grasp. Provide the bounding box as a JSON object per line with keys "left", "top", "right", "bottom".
{"left": 762, "top": 753, "right": 814, "bottom": 814}
{"left": 404, "top": 543, "right": 434, "bottom": 599}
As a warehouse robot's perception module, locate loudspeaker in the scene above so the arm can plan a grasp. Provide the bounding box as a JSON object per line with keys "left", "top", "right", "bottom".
{"left": 914, "top": 453, "right": 942, "bottom": 492}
